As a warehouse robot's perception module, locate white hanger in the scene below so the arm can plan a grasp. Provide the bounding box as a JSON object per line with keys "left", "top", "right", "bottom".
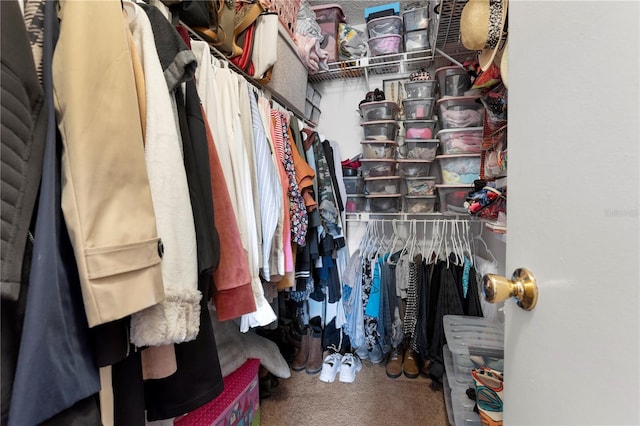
{"left": 474, "top": 225, "right": 498, "bottom": 264}
{"left": 387, "top": 220, "right": 403, "bottom": 265}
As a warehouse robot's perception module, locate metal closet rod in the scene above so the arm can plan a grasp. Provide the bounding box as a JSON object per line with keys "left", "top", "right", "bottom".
{"left": 360, "top": 218, "right": 470, "bottom": 224}
{"left": 182, "top": 22, "right": 315, "bottom": 128}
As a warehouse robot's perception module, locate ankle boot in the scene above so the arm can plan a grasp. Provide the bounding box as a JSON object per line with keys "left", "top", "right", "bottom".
{"left": 305, "top": 331, "right": 323, "bottom": 374}
{"left": 291, "top": 330, "right": 309, "bottom": 371}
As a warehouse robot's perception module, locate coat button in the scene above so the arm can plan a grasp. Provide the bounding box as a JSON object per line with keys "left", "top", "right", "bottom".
{"left": 157, "top": 240, "right": 164, "bottom": 258}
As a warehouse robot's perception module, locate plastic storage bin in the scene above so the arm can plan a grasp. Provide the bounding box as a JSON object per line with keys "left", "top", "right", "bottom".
{"left": 403, "top": 195, "right": 436, "bottom": 213}
{"left": 403, "top": 98, "right": 435, "bottom": 120}
{"left": 437, "top": 154, "right": 481, "bottom": 184}
{"left": 435, "top": 66, "right": 472, "bottom": 97}
{"left": 403, "top": 6, "right": 429, "bottom": 31}
{"left": 437, "top": 127, "right": 483, "bottom": 154}
{"left": 367, "top": 15, "right": 403, "bottom": 38}
{"left": 311, "top": 4, "right": 345, "bottom": 63}
{"left": 436, "top": 184, "right": 472, "bottom": 214}
{"left": 359, "top": 159, "right": 397, "bottom": 177}
{"left": 403, "top": 120, "right": 436, "bottom": 139}
{"left": 360, "top": 140, "right": 397, "bottom": 159}
{"left": 360, "top": 101, "right": 400, "bottom": 121}
{"left": 365, "top": 176, "right": 402, "bottom": 195}
{"left": 404, "top": 29, "right": 429, "bottom": 52}
{"left": 346, "top": 194, "right": 367, "bottom": 213}
{"left": 397, "top": 139, "right": 439, "bottom": 161}
{"left": 397, "top": 159, "right": 432, "bottom": 177}
{"left": 362, "top": 120, "right": 400, "bottom": 141}
{"left": 437, "top": 96, "right": 484, "bottom": 129}
{"left": 368, "top": 34, "right": 403, "bottom": 56}
{"left": 405, "top": 80, "right": 437, "bottom": 99}
{"left": 367, "top": 194, "right": 401, "bottom": 213}
{"left": 343, "top": 176, "right": 364, "bottom": 194}
{"left": 404, "top": 176, "right": 437, "bottom": 196}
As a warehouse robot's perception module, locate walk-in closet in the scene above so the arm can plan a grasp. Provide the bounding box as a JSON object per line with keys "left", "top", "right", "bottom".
{"left": 1, "top": 0, "right": 638, "bottom": 426}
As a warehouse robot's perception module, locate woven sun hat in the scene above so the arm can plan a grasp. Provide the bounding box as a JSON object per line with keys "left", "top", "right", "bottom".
{"left": 460, "top": 0, "right": 508, "bottom": 71}
{"left": 500, "top": 38, "right": 508, "bottom": 87}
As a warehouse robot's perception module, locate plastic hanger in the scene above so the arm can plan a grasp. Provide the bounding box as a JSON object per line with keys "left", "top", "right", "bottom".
{"left": 387, "top": 220, "right": 403, "bottom": 265}
{"left": 473, "top": 225, "right": 498, "bottom": 264}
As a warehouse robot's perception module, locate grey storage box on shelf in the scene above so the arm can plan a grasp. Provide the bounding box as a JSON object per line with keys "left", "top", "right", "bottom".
{"left": 362, "top": 120, "right": 400, "bottom": 141}
{"left": 437, "top": 127, "right": 484, "bottom": 154}
{"left": 402, "top": 6, "right": 429, "bottom": 31}
{"left": 405, "top": 80, "right": 437, "bottom": 99}
{"left": 359, "top": 159, "right": 397, "bottom": 177}
{"left": 437, "top": 96, "right": 484, "bottom": 129}
{"left": 402, "top": 98, "right": 435, "bottom": 120}
{"left": 367, "top": 194, "right": 402, "bottom": 213}
{"left": 311, "top": 3, "right": 345, "bottom": 63}
{"left": 366, "top": 15, "right": 403, "bottom": 38}
{"left": 435, "top": 66, "right": 472, "bottom": 97}
{"left": 403, "top": 195, "right": 436, "bottom": 213}
{"left": 360, "top": 101, "right": 400, "bottom": 121}
{"left": 360, "top": 140, "right": 397, "bottom": 159}
{"left": 343, "top": 176, "right": 364, "bottom": 194}
{"left": 403, "top": 119, "right": 436, "bottom": 139}
{"left": 404, "top": 176, "right": 437, "bottom": 196}
{"left": 397, "top": 159, "right": 432, "bottom": 177}
{"left": 435, "top": 184, "right": 472, "bottom": 214}
{"left": 437, "top": 154, "right": 481, "bottom": 185}
{"left": 368, "top": 34, "right": 403, "bottom": 56}
{"left": 346, "top": 194, "right": 367, "bottom": 213}
{"left": 404, "top": 28, "right": 430, "bottom": 52}
{"left": 364, "top": 176, "right": 402, "bottom": 195}
{"left": 397, "top": 139, "right": 439, "bottom": 161}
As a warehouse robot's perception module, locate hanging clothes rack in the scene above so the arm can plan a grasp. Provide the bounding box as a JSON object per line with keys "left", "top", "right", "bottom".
{"left": 181, "top": 22, "right": 316, "bottom": 128}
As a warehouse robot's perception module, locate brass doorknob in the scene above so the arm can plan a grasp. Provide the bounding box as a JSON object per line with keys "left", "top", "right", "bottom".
{"left": 482, "top": 268, "right": 539, "bottom": 311}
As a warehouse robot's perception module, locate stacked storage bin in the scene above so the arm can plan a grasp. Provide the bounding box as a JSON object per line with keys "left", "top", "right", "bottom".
{"left": 366, "top": 14, "right": 404, "bottom": 56}
{"left": 402, "top": 5, "right": 430, "bottom": 52}
{"left": 305, "top": 82, "right": 322, "bottom": 124}
{"left": 310, "top": 3, "right": 345, "bottom": 63}
{"left": 398, "top": 76, "right": 439, "bottom": 213}
{"left": 359, "top": 101, "right": 401, "bottom": 213}
{"left": 434, "top": 66, "right": 483, "bottom": 214}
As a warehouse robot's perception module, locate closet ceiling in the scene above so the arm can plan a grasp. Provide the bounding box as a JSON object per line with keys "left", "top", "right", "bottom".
{"left": 308, "top": 0, "right": 426, "bottom": 26}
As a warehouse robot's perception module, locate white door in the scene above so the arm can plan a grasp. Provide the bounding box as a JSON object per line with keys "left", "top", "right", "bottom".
{"left": 504, "top": 1, "right": 639, "bottom": 425}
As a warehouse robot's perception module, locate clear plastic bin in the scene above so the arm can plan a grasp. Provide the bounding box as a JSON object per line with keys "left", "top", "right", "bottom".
{"left": 397, "top": 139, "right": 439, "bottom": 161}
{"left": 405, "top": 80, "right": 437, "bottom": 99}
{"left": 403, "top": 120, "right": 436, "bottom": 139}
{"left": 359, "top": 159, "right": 397, "bottom": 177}
{"left": 362, "top": 120, "right": 400, "bottom": 141}
{"left": 435, "top": 66, "right": 472, "bottom": 97}
{"left": 437, "top": 96, "right": 484, "bottom": 129}
{"left": 360, "top": 101, "right": 400, "bottom": 121}
{"left": 397, "top": 159, "right": 432, "bottom": 177}
{"left": 360, "top": 140, "right": 396, "bottom": 159}
{"left": 367, "top": 194, "right": 401, "bottom": 213}
{"left": 437, "top": 154, "right": 481, "bottom": 184}
{"left": 404, "top": 29, "right": 430, "bottom": 52}
{"left": 365, "top": 176, "right": 402, "bottom": 195}
{"left": 437, "top": 127, "right": 484, "bottom": 154}
{"left": 367, "top": 15, "right": 403, "bottom": 38}
{"left": 404, "top": 176, "right": 437, "bottom": 196}
{"left": 435, "top": 184, "right": 473, "bottom": 215}
{"left": 342, "top": 176, "right": 364, "bottom": 194}
{"left": 403, "top": 195, "right": 436, "bottom": 213}
{"left": 403, "top": 6, "right": 429, "bottom": 31}
{"left": 311, "top": 4, "right": 345, "bottom": 63}
{"left": 403, "top": 98, "right": 435, "bottom": 120}
{"left": 368, "top": 34, "right": 403, "bottom": 56}
{"left": 346, "top": 194, "right": 367, "bottom": 213}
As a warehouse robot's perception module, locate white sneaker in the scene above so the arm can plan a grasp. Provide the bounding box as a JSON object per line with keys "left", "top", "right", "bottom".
{"left": 319, "top": 352, "right": 342, "bottom": 383}
{"left": 339, "top": 353, "right": 362, "bottom": 383}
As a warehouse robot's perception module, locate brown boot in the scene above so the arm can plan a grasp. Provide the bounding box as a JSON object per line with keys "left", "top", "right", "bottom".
{"left": 386, "top": 346, "right": 403, "bottom": 378}
{"left": 305, "top": 333, "right": 323, "bottom": 374}
{"left": 291, "top": 331, "right": 309, "bottom": 371}
{"left": 403, "top": 347, "right": 420, "bottom": 379}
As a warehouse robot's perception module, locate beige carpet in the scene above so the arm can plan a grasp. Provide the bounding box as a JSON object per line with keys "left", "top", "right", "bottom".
{"left": 260, "top": 358, "right": 449, "bottom": 426}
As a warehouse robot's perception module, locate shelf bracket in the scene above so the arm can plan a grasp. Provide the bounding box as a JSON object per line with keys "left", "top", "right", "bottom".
{"left": 435, "top": 48, "right": 466, "bottom": 68}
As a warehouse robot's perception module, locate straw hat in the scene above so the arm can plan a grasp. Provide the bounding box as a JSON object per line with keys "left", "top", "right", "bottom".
{"left": 460, "top": 0, "right": 509, "bottom": 71}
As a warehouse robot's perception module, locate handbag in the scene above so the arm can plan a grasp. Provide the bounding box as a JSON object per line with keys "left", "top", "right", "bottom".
{"left": 190, "top": 0, "right": 242, "bottom": 57}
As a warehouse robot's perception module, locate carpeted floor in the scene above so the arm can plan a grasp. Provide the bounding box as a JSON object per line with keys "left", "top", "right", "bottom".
{"left": 260, "top": 358, "right": 449, "bottom": 426}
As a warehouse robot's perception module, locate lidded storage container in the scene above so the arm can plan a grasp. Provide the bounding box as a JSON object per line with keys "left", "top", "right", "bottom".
{"left": 403, "top": 98, "right": 436, "bottom": 120}
{"left": 360, "top": 140, "right": 396, "bottom": 159}
{"left": 365, "top": 176, "right": 402, "bottom": 195}
{"left": 435, "top": 184, "right": 472, "bottom": 214}
{"left": 368, "top": 34, "right": 403, "bottom": 56}
{"left": 435, "top": 66, "right": 472, "bottom": 97}
{"left": 403, "top": 119, "right": 436, "bottom": 139}
{"left": 405, "top": 80, "right": 437, "bottom": 99}
{"left": 397, "top": 139, "right": 439, "bottom": 161}
{"left": 437, "top": 96, "right": 484, "bottom": 129}
{"left": 397, "top": 159, "right": 432, "bottom": 177}
{"left": 310, "top": 4, "right": 346, "bottom": 63}
{"left": 367, "top": 194, "right": 401, "bottom": 213}
{"left": 437, "top": 127, "right": 483, "bottom": 154}
{"left": 342, "top": 176, "right": 364, "bottom": 194}
{"left": 346, "top": 194, "right": 367, "bottom": 213}
{"left": 404, "top": 29, "right": 430, "bottom": 52}
{"left": 402, "top": 6, "right": 429, "bottom": 31}
{"left": 362, "top": 120, "right": 400, "bottom": 141}
{"left": 366, "top": 15, "right": 403, "bottom": 38}
{"left": 359, "top": 159, "right": 397, "bottom": 177}
{"left": 404, "top": 176, "right": 437, "bottom": 196}
{"left": 360, "top": 101, "right": 400, "bottom": 121}
{"left": 437, "top": 154, "right": 481, "bottom": 184}
{"left": 403, "top": 195, "right": 437, "bottom": 213}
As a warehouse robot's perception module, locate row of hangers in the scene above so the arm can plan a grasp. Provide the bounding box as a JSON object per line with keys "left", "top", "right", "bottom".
{"left": 357, "top": 219, "right": 497, "bottom": 268}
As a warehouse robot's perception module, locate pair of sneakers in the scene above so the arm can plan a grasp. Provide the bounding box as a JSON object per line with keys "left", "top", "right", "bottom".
{"left": 319, "top": 352, "right": 362, "bottom": 383}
